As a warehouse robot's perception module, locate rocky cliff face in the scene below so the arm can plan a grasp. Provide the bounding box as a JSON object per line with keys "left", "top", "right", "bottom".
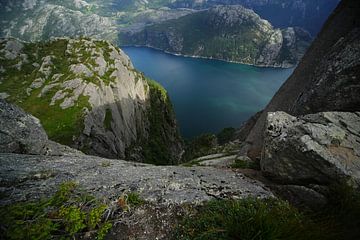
{"left": 242, "top": 0, "right": 360, "bottom": 157}
{"left": 120, "top": 5, "right": 311, "bottom": 68}
{"left": 0, "top": 37, "right": 182, "bottom": 164}
{"left": 0, "top": 0, "right": 117, "bottom": 42}
{"left": 170, "top": 0, "right": 340, "bottom": 36}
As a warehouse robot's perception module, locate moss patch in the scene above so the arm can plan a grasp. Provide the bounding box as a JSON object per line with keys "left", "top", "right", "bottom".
{"left": 0, "top": 182, "right": 112, "bottom": 240}
{"left": 173, "top": 198, "right": 336, "bottom": 240}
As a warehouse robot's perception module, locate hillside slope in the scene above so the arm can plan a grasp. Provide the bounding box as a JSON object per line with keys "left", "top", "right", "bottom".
{"left": 170, "top": 0, "right": 340, "bottom": 36}
{"left": 120, "top": 5, "right": 312, "bottom": 67}
{"left": 0, "top": 37, "right": 183, "bottom": 164}
{"left": 241, "top": 0, "right": 360, "bottom": 158}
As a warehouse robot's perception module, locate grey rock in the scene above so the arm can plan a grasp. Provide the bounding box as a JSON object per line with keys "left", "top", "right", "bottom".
{"left": 0, "top": 99, "right": 82, "bottom": 156}
{"left": 271, "top": 185, "right": 328, "bottom": 210}
{"left": 0, "top": 92, "right": 10, "bottom": 99}
{"left": 243, "top": 0, "right": 360, "bottom": 157}
{"left": 0, "top": 153, "right": 273, "bottom": 206}
{"left": 198, "top": 155, "right": 237, "bottom": 167}
{"left": 261, "top": 111, "right": 360, "bottom": 187}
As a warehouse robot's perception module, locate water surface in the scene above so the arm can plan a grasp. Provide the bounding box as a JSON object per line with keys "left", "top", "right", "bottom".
{"left": 122, "top": 47, "right": 294, "bottom": 138}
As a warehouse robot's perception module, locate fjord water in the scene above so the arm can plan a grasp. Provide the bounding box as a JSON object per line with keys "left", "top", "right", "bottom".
{"left": 122, "top": 47, "right": 294, "bottom": 138}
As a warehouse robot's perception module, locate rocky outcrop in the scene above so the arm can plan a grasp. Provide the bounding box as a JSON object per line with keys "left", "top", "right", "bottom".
{"left": 0, "top": 153, "right": 272, "bottom": 206}
{"left": 262, "top": 111, "right": 360, "bottom": 187}
{"left": 120, "top": 5, "right": 312, "bottom": 68}
{"left": 242, "top": 0, "right": 360, "bottom": 157}
{"left": 0, "top": 99, "right": 82, "bottom": 156}
{"left": 0, "top": 38, "right": 183, "bottom": 164}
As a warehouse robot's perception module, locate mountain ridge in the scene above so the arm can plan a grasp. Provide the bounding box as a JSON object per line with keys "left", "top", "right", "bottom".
{"left": 120, "top": 5, "right": 312, "bottom": 68}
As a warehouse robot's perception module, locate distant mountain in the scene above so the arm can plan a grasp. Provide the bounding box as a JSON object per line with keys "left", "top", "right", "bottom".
{"left": 0, "top": 0, "right": 339, "bottom": 43}
{"left": 0, "top": 0, "right": 192, "bottom": 42}
{"left": 169, "top": 0, "right": 341, "bottom": 36}
{"left": 120, "top": 5, "right": 312, "bottom": 67}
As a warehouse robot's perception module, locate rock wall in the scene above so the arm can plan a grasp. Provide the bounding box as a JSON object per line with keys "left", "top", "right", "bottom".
{"left": 0, "top": 38, "right": 183, "bottom": 164}
{"left": 243, "top": 0, "right": 360, "bottom": 157}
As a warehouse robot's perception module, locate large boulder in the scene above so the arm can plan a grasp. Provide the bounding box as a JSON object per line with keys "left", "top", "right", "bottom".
{"left": 261, "top": 111, "right": 360, "bottom": 187}
{"left": 0, "top": 99, "right": 82, "bottom": 156}
{"left": 243, "top": 0, "right": 360, "bottom": 157}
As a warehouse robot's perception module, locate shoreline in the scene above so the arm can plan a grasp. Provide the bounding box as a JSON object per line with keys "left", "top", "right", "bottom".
{"left": 120, "top": 44, "right": 296, "bottom": 69}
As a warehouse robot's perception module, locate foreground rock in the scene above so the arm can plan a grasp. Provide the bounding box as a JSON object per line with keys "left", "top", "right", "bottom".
{"left": 0, "top": 99, "right": 81, "bottom": 156}
{"left": 0, "top": 153, "right": 271, "bottom": 206}
{"left": 262, "top": 111, "right": 360, "bottom": 187}
{"left": 0, "top": 152, "right": 272, "bottom": 239}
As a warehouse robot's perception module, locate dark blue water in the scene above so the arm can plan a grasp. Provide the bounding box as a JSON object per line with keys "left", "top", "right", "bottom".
{"left": 122, "top": 47, "right": 294, "bottom": 138}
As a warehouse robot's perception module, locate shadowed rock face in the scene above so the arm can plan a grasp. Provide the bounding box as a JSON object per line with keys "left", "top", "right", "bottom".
{"left": 262, "top": 111, "right": 360, "bottom": 187}
{"left": 243, "top": 0, "right": 360, "bottom": 157}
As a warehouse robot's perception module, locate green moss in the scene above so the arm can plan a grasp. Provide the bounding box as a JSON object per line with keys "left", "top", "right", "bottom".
{"left": 182, "top": 134, "right": 218, "bottom": 162}
{"left": 0, "top": 182, "right": 112, "bottom": 240}
{"left": 230, "top": 158, "right": 260, "bottom": 170}
{"left": 127, "top": 192, "right": 145, "bottom": 207}
{"left": 173, "top": 198, "right": 334, "bottom": 240}
{"left": 140, "top": 77, "right": 182, "bottom": 165}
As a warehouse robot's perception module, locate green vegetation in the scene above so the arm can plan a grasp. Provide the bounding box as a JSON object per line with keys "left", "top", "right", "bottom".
{"left": 0, "top": 182, "right": 112, "bottom": 240}
{"left": 230, "top": 158, "right": 260, "bottom": 170}
{"left": 174, "top": 198, "right": 334, "bottom": 240}
{"left": 217, "top": 127, "right": 236, "bottom": 145}
{"left": 182, "top": 134, "right": 218, "bottom": 162}
{"left": 127, "top": 192, "right": 145, "bottom": 207}
{"left": 174, "top": 183, "right": 360, "bottom": 240}
{"left": 130, "top": 76, "right": 182, "bottom": 165}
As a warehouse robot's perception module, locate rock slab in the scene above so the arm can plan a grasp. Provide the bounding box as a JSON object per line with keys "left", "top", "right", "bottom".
{"left": 262, "top": 111, "right": 360, "bottom": 187}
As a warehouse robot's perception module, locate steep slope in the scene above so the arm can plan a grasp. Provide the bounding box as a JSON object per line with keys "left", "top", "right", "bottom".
{"left": 241, "top": 0, "right": 360, "bottom": 158}
{"left": 170, "top": 0, "right": 340, "bottom": 36}
{"left": 0, "top": 0, "right": 193, "bottom": 43}
{"left": 0, "top": 0, "right": 117, "bottom": 42}
{"left": 120, "top": 5, "right": 311, "bottom": 67}
{"left": 0, "top": 37, "right": 183, "bottom": 164}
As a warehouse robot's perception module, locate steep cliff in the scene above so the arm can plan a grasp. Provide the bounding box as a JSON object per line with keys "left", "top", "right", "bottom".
{"left": 0, "top": 37, "right": 182, "bottom": 164}
{"left": 120, "top": 5, "right": 312, "bottom": 67}
{"left": 242, "top": 0, "right": 360, "bottom": 157}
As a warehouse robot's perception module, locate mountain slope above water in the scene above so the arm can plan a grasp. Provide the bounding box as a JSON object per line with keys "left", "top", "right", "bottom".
{"left": 120, "top": 5, "right": 312, "bottom": 67}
